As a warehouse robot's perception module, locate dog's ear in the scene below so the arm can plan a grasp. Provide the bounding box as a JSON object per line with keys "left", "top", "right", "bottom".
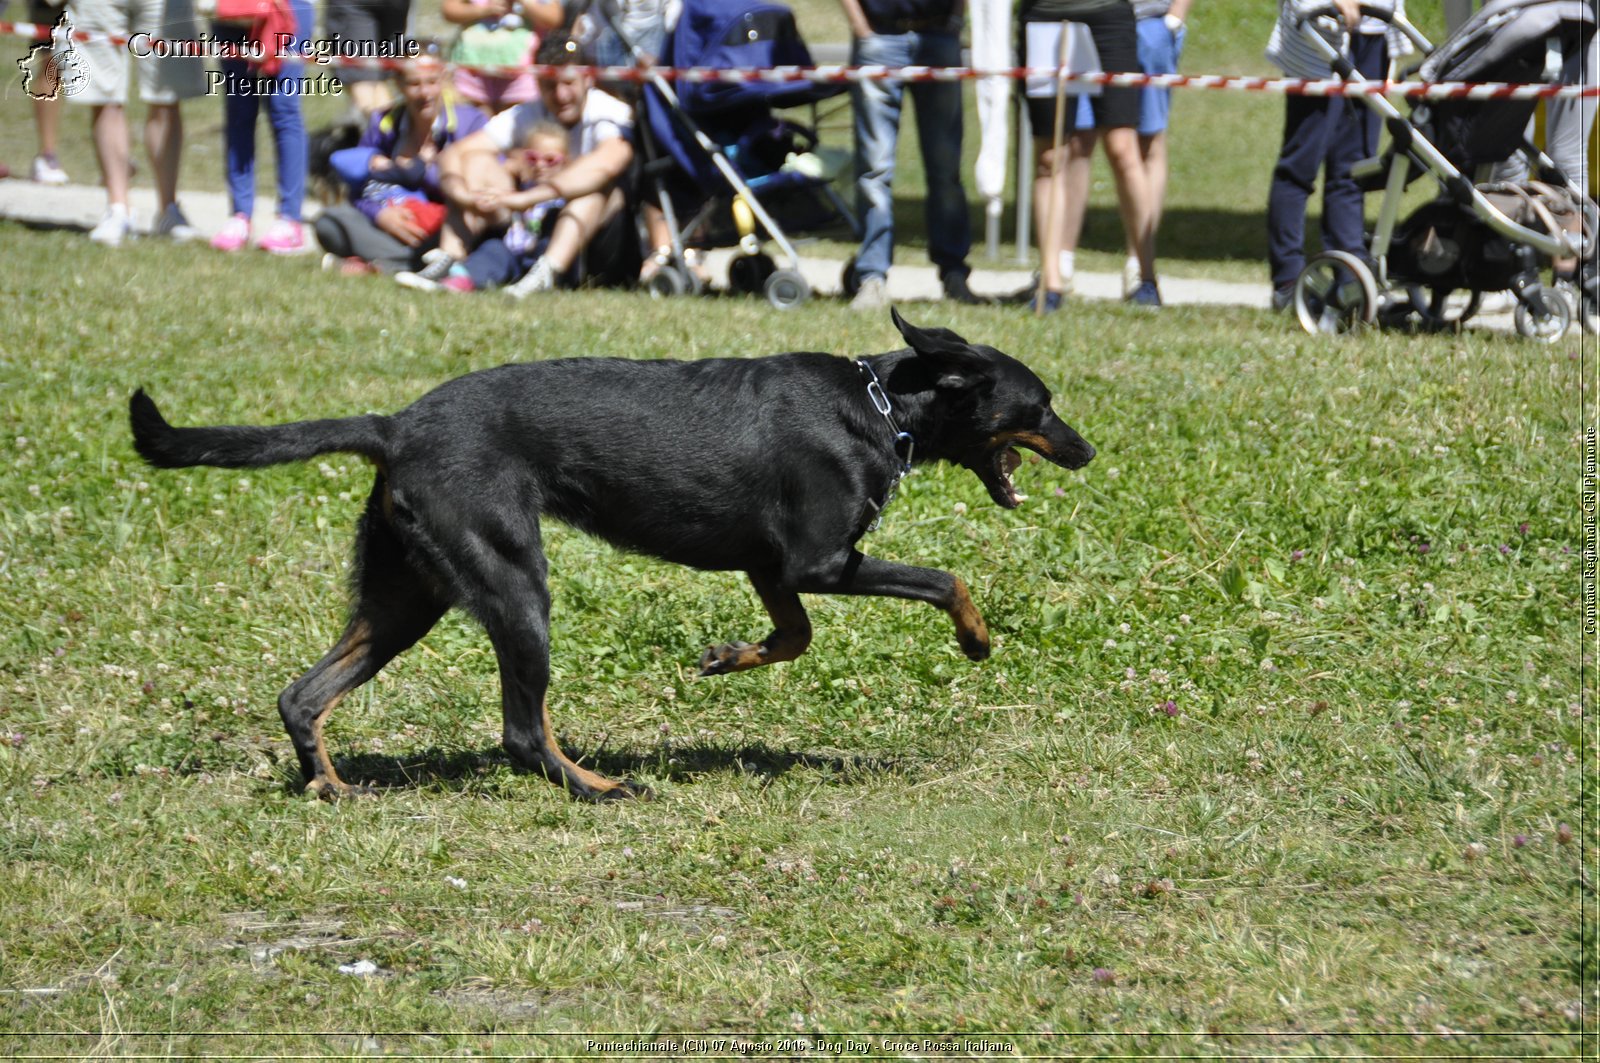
{"left": 890, "top": 308, "right": 989, "bottom": 390}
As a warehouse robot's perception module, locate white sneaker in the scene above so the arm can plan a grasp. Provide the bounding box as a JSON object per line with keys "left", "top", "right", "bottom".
{"left": 1122, "top": 255, "right": 1141, "bottom": 299}
{"left": 850, "top": 274, "right": 889, "bottom": 312}
{"left": 153, "top": 203, "right": 201, "bottom": 242}
{"left": 30, "top": 155, "right": 68, "bottom": 186}
{"left": 505, "top": 257, "right": 556, "bottom": 299}
{"left": 395, "top": 269, "right": 443, "bottom": 292}
{"left": 89, "top": 205, "right": 132, "bottom": 247}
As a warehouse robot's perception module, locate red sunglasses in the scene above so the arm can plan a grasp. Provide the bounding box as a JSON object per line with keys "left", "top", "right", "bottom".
{"left": 521, "top": 150, "right": 567, "bottom": 168}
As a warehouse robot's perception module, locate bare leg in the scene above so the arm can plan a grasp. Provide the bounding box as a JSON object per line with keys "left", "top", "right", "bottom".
{"left": 34, "top": 95, "right": 61, "bottom": 158}
{"left": 1059, "top": 129, "right": 1098, "bottom": 262}
{"left": 1102, "top": 125, "right": 1155, "bottom": 283}
{"left": 540, "top": 188, "right": 625, "bottom": 274}
{"left": 441, "top": 151, "right": 514, "bottom": 260}
{"left": 1033, "top": 139, "right": 1068, "bottom": 293}
{"left": 145, "top": 103, "right": 182, "bottom": 211}
{"left": 92, "top": 104, "right": 131, "bottom": 207}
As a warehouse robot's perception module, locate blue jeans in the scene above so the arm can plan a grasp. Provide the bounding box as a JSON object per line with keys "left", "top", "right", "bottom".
{"left": 214, "top": 0, "right": 313, "bottom": 221}
{"left": 850, "top": 30, "right": 971, "bottom": 281}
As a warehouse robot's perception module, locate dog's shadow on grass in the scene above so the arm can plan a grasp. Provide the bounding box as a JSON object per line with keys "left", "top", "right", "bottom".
{"left": 318, "top": 742, "right": 908, "bottom": 795}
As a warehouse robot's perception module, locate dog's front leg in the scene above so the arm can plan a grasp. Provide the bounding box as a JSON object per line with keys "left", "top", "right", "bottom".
{"left": 699, "top": 569, "right": 814, "bottom": 676}
{"left": 784, "top": 551, "right": 991, "bottom": 662}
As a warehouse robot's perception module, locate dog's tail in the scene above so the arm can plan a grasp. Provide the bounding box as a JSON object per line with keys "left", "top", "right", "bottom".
{"left": 129, "top": 389, "right": 390, "bottom": 470}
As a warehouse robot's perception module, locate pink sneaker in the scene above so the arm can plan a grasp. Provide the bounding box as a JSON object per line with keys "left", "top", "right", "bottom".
{"left": 441, "top": 274, "right": 476, "bottom": 293}
{"left": 258, "top": 217, "right": 306, "bottom": 255}
{"left": 210, "top": 213, "right": 251, "bottom": 252}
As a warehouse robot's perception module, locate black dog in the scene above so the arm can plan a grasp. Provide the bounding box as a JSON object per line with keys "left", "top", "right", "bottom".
{"left": 128, "top": 311, "right": 1094, "bottom": 801}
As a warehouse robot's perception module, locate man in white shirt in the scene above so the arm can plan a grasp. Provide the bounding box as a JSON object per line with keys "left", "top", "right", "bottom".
{"left": 432, "top": 31, "right": 637, "bottom": 295}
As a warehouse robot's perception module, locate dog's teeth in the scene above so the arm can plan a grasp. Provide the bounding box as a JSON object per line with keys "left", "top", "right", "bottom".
{"left": 1013, "top": 492, "right": 1029, "bottom": 503}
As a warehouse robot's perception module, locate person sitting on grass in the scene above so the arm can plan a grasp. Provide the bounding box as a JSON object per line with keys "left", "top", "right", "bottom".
{"left": 313, "top": 50, "right": 488, "bottom": 276}
{"left": 418, "top": 121, "right": 571, "bottom": 292}
{"left": 410, "top": 30, "right": 639, "bottom": 297}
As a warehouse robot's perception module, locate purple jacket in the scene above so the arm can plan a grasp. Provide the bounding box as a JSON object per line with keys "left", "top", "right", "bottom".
{"left": 351, "top": 100, "right": 489, "bottom": 223}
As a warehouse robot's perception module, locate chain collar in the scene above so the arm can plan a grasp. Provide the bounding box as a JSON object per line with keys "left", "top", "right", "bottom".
{"left": 855, "top": 358, "right": 916, "bottom": 532}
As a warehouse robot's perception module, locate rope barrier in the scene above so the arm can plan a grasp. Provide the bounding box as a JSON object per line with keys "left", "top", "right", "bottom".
{"left": 7, "top": 19, "right": 1600, "bottom": 100}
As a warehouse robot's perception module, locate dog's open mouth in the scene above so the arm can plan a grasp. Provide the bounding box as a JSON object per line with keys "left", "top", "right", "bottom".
{"left": 979, "top": 446, "right": 1028, "bottom": 509}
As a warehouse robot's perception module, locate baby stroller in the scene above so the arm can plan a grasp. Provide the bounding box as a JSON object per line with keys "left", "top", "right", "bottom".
{"left": 1289, "top": 0, "right": 1597, "bottom": 340}
{"left": 606, "top": 0, "right": 855, "bottom": 308}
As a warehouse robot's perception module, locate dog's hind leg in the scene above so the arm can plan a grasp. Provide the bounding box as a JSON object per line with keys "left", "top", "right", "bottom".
{"left": 278, "top": 497, "right": 449, "bottom": 799}
{"left": 464, "top": 524, "right": 651, "bottom": 802}
{"left": 786, "top": 551, "right": 991, "bottom": 663}
{"left": 698, "top": 569, "right": 813, "bottom": 676}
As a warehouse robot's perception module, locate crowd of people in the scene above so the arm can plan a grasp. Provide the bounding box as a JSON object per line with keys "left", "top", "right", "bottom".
{"left": 2, "top": 0, "right": 1592, "bottom": 309}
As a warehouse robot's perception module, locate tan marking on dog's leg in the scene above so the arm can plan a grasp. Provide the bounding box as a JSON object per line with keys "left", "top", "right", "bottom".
{"left": 536, "top": 699, "right": 650, "bottom": 801}
{"left": 300, "top": 621, "right": 377, "bottom": 800}
{"left": 699, "top": 573, "right": 813, "bottom": 676}
{"left": 947, "top": 577, "right": 991, "bottom": 661}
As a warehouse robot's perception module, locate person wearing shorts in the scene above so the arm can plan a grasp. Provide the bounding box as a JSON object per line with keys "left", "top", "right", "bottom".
{"left": 1019, "top": 0, "right": 1159, "bottom": 309}
{"left": 1061, "top": 0, "right": 1188, "bottom": 297}
{"left": 70, "top": 0, "right": 207, "bottom": 245}
{"left": 325, "top": 0, "right": 412, "bottom": 116}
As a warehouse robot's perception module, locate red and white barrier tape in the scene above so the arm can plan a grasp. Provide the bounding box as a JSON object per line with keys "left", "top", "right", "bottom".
{"left": 7, "top": 20, "right": 1600, "bottom": 100}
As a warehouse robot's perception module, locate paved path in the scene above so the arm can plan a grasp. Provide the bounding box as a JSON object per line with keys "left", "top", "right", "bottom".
{"left": 0, "top": 175, "right": 1544, "bottom": 333}
{"left": 0, "top": 176, "right": 1272, "bottom": 308}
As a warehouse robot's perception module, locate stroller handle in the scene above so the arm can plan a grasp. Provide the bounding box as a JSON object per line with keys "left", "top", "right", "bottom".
{"left": 1295, "top": 4, "right": 1434, "bottom": 78}
{"left": 1293, "top": 3, "right": 1396, "bottom": 28}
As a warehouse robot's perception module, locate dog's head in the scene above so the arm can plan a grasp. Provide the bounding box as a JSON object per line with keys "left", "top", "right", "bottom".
{"left": 890, "top": 309, "right": 1095, "bottom": 508}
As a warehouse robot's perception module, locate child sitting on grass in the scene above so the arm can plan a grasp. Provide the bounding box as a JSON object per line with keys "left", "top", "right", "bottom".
{"left": 400, "top": 121, "right": 568, "bottom": 292}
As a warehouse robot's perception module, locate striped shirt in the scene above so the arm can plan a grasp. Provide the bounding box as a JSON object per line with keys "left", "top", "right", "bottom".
{"left": 1265, "top": 0, "right": 1414, "bottom": 79}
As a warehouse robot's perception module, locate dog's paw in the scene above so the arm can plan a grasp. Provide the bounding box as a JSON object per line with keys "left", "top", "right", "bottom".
{"left": 959, "top": 631, "right": 991, "bottom": 662}
{"left": 584, "top": 779, "right": 655, "bottom": 803}
{"left": 698, "top": 641, "right": 759, "bottom": 676}
{"left": 305, "top": 778, "right": 378, "bottom": 801}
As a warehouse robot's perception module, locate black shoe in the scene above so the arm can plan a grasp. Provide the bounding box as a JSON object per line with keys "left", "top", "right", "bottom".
{"left": 942, "top": 270, "right": 988, "bottom": 305}
{"left": 1271, "top": 284, "right": 1295, "bottom": 312}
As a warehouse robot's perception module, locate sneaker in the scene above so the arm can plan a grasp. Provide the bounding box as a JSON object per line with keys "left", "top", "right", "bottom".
{"left": 1271, "top": 284, "right": 1295, "bottom": 313}
{"left": 152, "top": 203, "right": 200, "bottom": 242}
{"left": 942, "top": 270, "right": 988, "bottom": 306}
{"left": 441, "top": 273, "right": 476, "bottom": 293}
{"left": 211, "top": 213, "right": 251, "bottom": 252}
{"left": 30, "top": 154, "right": 68, "bottom": 186}
{"left": 505, "top": 257, "right": 557, "bottom": 299}
{"left": 395, "top": 268, "right": 443, "bottom": 292}
{"left": 1126, "top": 280, "right": 1162, "bottom": 307}
{"left": 258, "top": 217, "right": 306, "bottom": 255}
{"left": 88, "top": 205, "right": 132, "bottom": 247}
{"left": 850, "top": 274, "right": 889, "bottom": 312}
{"left": 1122, "top": 256, "right": 1141, "bottom": 299}
{"left": 1026, "top": 290, "right": 1063, "bottom": 315}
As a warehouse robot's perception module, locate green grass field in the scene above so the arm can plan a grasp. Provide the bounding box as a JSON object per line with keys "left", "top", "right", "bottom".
{"left": 0, "top": 224, "right": 1592, "bottom": 1057}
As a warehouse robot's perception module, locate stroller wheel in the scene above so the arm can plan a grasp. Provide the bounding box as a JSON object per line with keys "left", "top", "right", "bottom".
{"left": 1293, "top": 251, "right": 1378, "bottom": 335}
{"left": 1407, "top": 285, "right": 1482, "bottom": 331}
{"left": 1513, "top": 289, "right": 1572, "bottom": 343}
{"left": 728, "top": 253, "right": 777, "bottom": 295}
{"left": 646, "top": 264, "right": 692, "bottom": 299}
{"left": 765, "top": 269, "right": 811, "bottom": 310}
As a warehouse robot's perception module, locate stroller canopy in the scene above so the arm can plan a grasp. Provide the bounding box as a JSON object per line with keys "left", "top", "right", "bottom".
{"left": 1417, "top": 0, "right": 1596, "bottom": 168}
{"left": 668, "top": 0, "right": 848, "bottom": 114}
{"left": 1420, "top": 0, "right": 1595, "bottom": 83}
